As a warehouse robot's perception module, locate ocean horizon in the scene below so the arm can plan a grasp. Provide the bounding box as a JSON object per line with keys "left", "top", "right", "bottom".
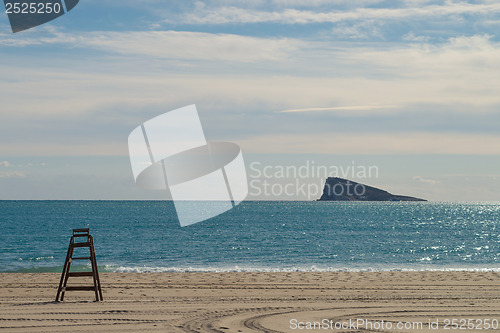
{"left": 1, "top": 200, "right": 499, "bottom": 273}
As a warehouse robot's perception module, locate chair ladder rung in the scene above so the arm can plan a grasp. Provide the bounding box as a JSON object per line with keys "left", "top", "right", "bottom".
{"left": 71, "top": 242, "right": 91, "bottom": 248}
{"left": 64, "top": 286, "right": 96, "bottom": 291}
{"left": 67, "top": 272, "right": 94, "bottom": 277}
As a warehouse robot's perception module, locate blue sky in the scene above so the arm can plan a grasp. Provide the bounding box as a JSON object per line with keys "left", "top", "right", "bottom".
{"left": 0, "top": 0, "right": 499, "bottom": 200}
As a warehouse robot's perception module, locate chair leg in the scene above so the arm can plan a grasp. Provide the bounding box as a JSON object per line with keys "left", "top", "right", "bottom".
{"left": 90, "top": 238, "right": 103, "bottom": 301}
{"left": 89, "top": 242, "right": 99, "bottom": 301}
{"left": 55, "top": 240, "right": 72, "bottom": 301}
{"left": 60, "top": 246, "right": 74, "bottom": 301}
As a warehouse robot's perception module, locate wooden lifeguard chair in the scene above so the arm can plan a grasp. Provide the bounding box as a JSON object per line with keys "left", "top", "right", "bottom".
{"left": 55, "top": 228, "right": 103, "bottom": 301}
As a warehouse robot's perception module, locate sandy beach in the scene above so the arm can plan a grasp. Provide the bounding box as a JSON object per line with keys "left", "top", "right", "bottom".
{"left": 1, "top": 271, "right": 499, "bottom": 332}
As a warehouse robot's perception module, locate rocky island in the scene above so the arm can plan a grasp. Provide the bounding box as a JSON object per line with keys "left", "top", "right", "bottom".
{"left": 318, "top": 177, "right": 426, "bottom": 201}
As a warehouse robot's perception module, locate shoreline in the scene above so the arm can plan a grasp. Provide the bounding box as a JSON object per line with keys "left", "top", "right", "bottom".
{"left": 1, "top": 271, "right": 499, "bottom": 332}
{"left": 5, "top": 265, "right": 500, "bottom": 274}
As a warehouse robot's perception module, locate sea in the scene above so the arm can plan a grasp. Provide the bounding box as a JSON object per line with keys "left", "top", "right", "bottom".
{"left": 1, "top": 201, "right": 499, "bottom": 273}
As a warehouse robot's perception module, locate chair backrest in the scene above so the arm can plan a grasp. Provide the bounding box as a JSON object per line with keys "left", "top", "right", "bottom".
{"left": 73, "top": 228, "right": 90, "bottom": 237}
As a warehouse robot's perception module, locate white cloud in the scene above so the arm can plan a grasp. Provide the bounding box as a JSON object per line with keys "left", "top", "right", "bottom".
{"left": 0, "top": 30, "right": 298, "bottom": 63}
{"left": 190, "top": 0, "right": 385, "bottom": 9}
{"left": 331, "top": 20, "right": 384, "bottom": 39}
{"left": 176, "top": 2, "right": 500, "bottom": 25}
{"left": 1, "top": 30, "right": 500, "bottom": 156}
{"left": 81, "top": 31, "right": 298, "bottom": 62}
{"left": 413, "top": 175, "right": 439, "bottom": 185}
{"left": 0, "top": 171, "right": 25, "bottom": 178}
{"left": 403, "top": 32, "right": 431, "bottom": 42}
{"left": 0, "top": 33, "right": 498, "bottom": 127}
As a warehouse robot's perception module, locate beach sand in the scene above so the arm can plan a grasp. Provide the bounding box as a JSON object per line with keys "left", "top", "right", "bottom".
{"left": 1, "top": 271, "right": 499, "bottom": 332}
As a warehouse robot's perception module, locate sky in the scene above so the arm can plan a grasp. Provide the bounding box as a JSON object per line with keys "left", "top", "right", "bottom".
{"left": 0, "top": 0, "right": 499, "bottom": 201}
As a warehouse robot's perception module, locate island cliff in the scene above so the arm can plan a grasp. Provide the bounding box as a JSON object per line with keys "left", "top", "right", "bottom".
{"left": 318, "top": 177, "right": 426, "bottom": 201}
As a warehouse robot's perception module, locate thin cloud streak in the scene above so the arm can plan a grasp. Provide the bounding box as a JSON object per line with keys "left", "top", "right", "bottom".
{"left": 237, "top": 132, "right": 500, "bottom": 155}
{"left": 281, "top": 105, "right": 398, "bottom": 113}
{"left": 0, "top": 30, "right": 298, "bottom": 63}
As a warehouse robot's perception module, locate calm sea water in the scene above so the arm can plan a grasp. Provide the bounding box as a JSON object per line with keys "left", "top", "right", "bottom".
{"left": 1, "top": 201, "right": 499, "bottom": 273}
